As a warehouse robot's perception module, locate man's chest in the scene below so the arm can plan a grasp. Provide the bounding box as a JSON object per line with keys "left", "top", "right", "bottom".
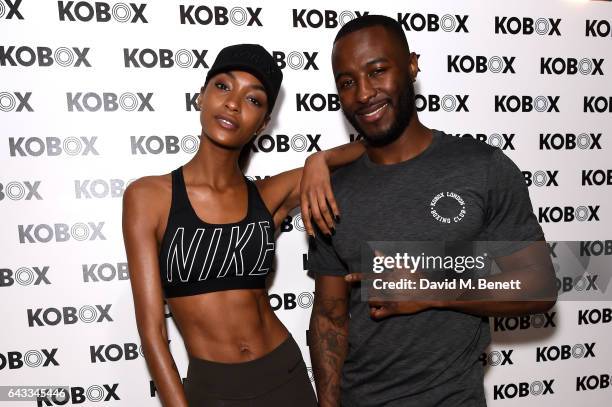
{"left": 331, "top": 172, "right": 489, "bottom": 267}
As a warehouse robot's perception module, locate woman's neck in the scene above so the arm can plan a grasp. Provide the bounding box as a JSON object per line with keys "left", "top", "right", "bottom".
{"left": 184, "top": 134, "right": 244, "bottom": 189}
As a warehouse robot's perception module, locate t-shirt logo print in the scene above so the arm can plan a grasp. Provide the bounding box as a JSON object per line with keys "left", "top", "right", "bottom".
{"left": 430, "top": 192, "right": 467, "bottom": 223}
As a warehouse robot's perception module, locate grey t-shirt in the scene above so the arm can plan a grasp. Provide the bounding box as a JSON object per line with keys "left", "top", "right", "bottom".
{"left": 308, "top": 130, "right": 544, "bottom": 407}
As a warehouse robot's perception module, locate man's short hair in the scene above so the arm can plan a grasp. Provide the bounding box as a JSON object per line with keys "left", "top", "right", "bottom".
{"left": 333, "top": 15, "right": 410, "bottom": 53}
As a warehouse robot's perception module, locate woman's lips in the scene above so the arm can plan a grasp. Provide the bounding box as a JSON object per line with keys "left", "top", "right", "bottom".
{"left": 357, "top": 102, "right": 389, "bottom": 124}
{"left": 214, "top": 114, "right": 239, "bottom": 130}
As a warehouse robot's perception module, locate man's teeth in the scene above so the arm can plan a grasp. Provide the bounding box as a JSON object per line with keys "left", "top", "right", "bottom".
{"left": 362, "top": 103, "right": 388, "bottom": 117}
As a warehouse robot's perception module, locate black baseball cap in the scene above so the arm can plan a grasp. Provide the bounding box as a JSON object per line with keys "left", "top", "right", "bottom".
{"left": 205, "top": 44, "right": 283, "bottom": 114}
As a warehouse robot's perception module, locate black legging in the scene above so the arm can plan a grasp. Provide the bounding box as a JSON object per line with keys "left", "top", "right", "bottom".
{"left": 184, "top": 335, "right": 318, "bottom": 406}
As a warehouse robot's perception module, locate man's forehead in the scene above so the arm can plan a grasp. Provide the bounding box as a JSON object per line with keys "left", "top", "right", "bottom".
{"left": 332, "top": 28, "right": 401, "bottom": 68}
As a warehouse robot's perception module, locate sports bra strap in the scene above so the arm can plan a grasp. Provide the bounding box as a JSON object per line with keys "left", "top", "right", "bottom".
{"left": 244, "top": 178, "right": 272, "bottom": 217}
{"left": 169, "top": 167, "right": 191, "bottom": 213}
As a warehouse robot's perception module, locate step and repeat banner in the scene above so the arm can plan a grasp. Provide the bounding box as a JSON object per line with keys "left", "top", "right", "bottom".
{"left": 1, "top": 0, "right": 611, "bottom": 405}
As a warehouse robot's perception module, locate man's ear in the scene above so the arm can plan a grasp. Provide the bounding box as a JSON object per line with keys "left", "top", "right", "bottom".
{"left": 408, "top": 52, "right": 419, "bottom": 82}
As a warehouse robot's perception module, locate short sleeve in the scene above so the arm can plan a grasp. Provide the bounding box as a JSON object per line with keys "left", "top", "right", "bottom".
{"left": 483, "top": 149, "right": 545, "bottom": 256}
{"left": 307, "top": 233, "right": 348, "bottom": 276}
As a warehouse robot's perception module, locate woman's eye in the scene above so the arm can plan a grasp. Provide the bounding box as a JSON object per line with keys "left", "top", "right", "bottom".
{"left": 215, "top": 82, "right": 229, "bottom": 91}
{"left": 248, "top": 97, "right": 262, "bottom": 107}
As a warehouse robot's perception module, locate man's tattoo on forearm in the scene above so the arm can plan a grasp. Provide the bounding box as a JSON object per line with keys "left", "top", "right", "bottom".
{"left": 310, "top": 297, "right": 349, "bottom": 406}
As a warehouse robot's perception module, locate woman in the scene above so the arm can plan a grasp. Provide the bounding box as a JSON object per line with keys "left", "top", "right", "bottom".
{"left": 122, "top": 44, "right": 364, "bottom": 406}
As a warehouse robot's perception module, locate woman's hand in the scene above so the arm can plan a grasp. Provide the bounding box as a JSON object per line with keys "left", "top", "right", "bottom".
{"left": 300, "top": 152, "right": 339, "bottom": 237}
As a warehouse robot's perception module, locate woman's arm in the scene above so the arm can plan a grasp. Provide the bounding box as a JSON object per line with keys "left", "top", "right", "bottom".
{"left": 256, "top": 140, "right": 366, "bottom": 234}
{"left": 122, "top": 178, "right": 189, "bottom": 407}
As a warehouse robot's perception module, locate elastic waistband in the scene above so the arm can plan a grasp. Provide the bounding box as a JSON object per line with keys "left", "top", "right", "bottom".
{"left": 185, "top": 334, "right": 304, "bottom": 399}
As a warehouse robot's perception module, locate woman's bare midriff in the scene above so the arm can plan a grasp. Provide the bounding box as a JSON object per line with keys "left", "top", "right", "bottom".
{"left": 167, "top": 288, "right": 289, "bottom": 363}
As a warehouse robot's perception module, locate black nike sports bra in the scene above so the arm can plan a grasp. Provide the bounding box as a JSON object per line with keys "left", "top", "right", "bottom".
{"left": 158, "top": 167, "right": 275, "bottom": 298}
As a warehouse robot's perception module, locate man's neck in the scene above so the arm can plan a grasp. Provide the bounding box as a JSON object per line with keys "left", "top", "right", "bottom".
{"left": 366, "top": 115, "right": 433, "bottom": 165}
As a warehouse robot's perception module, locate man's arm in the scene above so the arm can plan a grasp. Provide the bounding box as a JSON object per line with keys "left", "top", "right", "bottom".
{"left": 436, "top": 240, "right": 557, "bottom": 317}
{"left": 348, "top": 241, "right": 557, "bottom": 319}
{"left": 309, "top": 275, "right": 350, "bottom": 407}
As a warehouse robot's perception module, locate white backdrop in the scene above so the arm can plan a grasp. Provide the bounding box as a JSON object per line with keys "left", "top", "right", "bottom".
{"left": 1, "top": 0, "right": 611, "bottom": 405}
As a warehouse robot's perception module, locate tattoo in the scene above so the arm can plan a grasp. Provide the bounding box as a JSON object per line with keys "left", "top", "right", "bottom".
{"left": 309, "top": 297, "right": 349, "bottom": 407}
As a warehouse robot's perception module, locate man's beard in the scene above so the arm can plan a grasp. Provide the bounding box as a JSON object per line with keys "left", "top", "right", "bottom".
{"left": 344, "top": 80, "right": 415, "bottom": 147}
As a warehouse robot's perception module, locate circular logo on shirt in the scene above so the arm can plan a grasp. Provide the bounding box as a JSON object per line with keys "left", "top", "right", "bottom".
{"left": 430, "top": 192, "right": 466, "bottom": 223}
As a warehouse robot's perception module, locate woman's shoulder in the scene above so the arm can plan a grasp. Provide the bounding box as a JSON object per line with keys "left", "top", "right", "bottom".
{"left": 123, "top": 173, "right": 173, "bottom": 222}
{"left": 125, "top": 173, "right": 172, "bottom": 199}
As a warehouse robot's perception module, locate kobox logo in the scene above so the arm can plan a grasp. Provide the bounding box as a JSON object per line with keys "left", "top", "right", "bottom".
{"left": 130, "top": 135, "right": 199, "bottom": 155}
{"left": 577, "top": 374, "right": 612, "bottom": 391}
{"left": 479, "top": 350, "right": 514, "bottom": 366}
{"left": 0, "top": 349, "right": 58, "bottom": 370}
{"left": 0, "top": 91, "right": 32, "bottom": 112}
{"left": 0, "top": 181, "right": 42, "bottom": 200}
{"left": 578, "top": 308, "right": 611, "bottom": 325}
{"left": 557, "top": 275, "right": 599, "bottom": 293}
{"left": 272, "top": 50, "right": 318, "bottom": 71}
{"left": 180, "top": 5, "right": 262, "bottom": 26}
{"left": 0, "top": 46, "right": 90, "bottom": 67}
{"left": 522, "top": 170, "right": 559, "bottom": 187}
{"left": 27, "top": 304, "right": 113, "bottom": 327}
{"left": 584, "top": 96, "right": 612, "bottom": 113}
{"left": 150, "top": 378, "right": 185, "bottom": 397}
{"left": 416, "top": 94, "right": 469, "bottom": 112}
{"left": 245, "top": 175, "right": 270, "bottom": 182}
{"left": 541, "top": 58, "right": 604, "bottom": 75}
{"left": 586, "top": 20, "right": 612, "bottom": 37}
{"left": 452, "top": 133, "right": 515, "bottom": 150}
{"left": 539, "top": 133, "right": 601, "bottom": 150}
{"left": 67, "top": 92, "right": 153, "bottom": 112}
{"left": 580, "top": 240, "right": 612, "bottom": 256}
{"left": 582, "top": 169, "right": 612, "bottom": 186}
{"left": 536, "top": 343, "right": 595, "bottom": 362}
{"left": 269, "top": 292, "right": 314, "bottom": 311}
{"left": 538, "top": 206, "right": 599, "bottom": 223}
{"left": 75, "top": 179, "right": 133, "bottom": 199}
{"left": 58, "top": 1, "right": 147, "bottom": 23}
{"left": 83, "top": 263, "right": 129, "bottom": 283}
{"left": 493, "top": 380, "right": 554, "bottom": 400}
{"left": 397, "top": 13, "right": 468, "bottom": 32}
{"left": 296, "top": 93, "right": 340, "bottom": 112}
{"left": 251, "top": 134, "right": 321, "bottom": 153}
{"left": 493, "top": 312, "right": 556, "bottom": 331}
{"left": 8, "top": 136, "right": 99, "bottom": 157}
{"left": 185, "top": 93, "right": 200, "bottom": 111}
{"left": 18, "top": 222, "right": 106, "bottom": 243}
{"left": 0, "top": 0, "right": 24, "bottom": 20}
{"left": 495, "top": 95, "right": 559, "bottom": 112}
{"left": 37, "top": 384, "right": 119, "bottom": 405}
{"left": 279, "top": 214, "right": 306, "bottom": 233}
{"left": 0, "top": 266, "right": 50, "bottom": 287}
{"left": 495, "top": 17, "right": 561, "bottom": 36}
{"left": 292, "top": 9, "right": 368, "bottom": 28}
{"left": 124, "top": 48, "right": 208, "bottom": 68}
{"left": 90, "top": 342, "right": 143, "bottom": 363}
{"left": 448, "top": 55, "right": 515, "bottom": 74}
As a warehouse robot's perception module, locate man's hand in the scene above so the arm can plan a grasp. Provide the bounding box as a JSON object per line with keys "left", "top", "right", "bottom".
{"left": 344, "top": 271, "right": 440, "bottom": 319}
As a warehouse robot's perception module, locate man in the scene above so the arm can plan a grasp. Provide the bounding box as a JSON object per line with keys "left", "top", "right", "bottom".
{"left": 307, "top": 15, "right": 556, "bottom": 407}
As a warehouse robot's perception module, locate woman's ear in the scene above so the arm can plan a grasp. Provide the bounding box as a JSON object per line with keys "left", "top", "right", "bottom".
{"left": 255, "top": 115, "right": 271, "bottom": 137}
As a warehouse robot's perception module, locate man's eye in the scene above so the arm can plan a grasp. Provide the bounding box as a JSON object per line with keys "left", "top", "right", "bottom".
{"left": 372, "top": 68, "right": 385, "bottom": 76}
{"left": 341, "top": 80, "right": 354, "bottom": 89}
